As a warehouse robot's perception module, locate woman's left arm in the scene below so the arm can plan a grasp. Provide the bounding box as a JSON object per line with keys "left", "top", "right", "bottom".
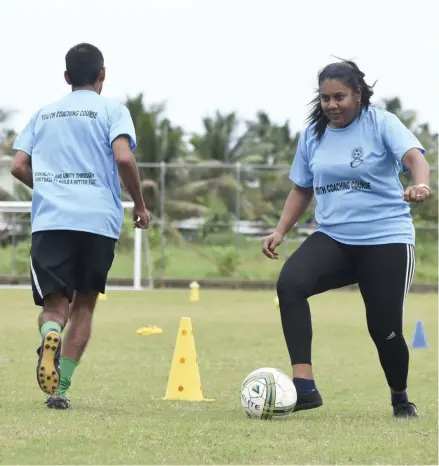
{"left": 401, "top": 148, "right": 431, "bottom": 203}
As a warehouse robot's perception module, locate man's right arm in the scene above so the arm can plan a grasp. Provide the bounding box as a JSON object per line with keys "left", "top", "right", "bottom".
{"left": 110, "top": 104, "right": 149, "bottom": 228}
{"left": 112, "top": 135, "right": 145, "bottom": 209}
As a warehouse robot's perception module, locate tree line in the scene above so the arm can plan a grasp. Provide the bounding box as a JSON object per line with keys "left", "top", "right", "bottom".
{"left": 1, "top": 95, "right": 437, "bottom": 227}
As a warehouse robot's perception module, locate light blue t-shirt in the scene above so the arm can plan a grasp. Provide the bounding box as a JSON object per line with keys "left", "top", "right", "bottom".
{"left": 13, "top": 90, "right": 136, "bottom": 240}
{"left": 289, "top": 107, "right": 425, "bottom": 245}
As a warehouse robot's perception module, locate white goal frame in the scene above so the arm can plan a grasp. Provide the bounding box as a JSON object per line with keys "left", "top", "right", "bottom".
{"left": 0, "top": 201, "right": 153, "bottom": 291}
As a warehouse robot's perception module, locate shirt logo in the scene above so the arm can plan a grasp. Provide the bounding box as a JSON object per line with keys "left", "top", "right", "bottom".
{"left": 350, "top": 147, "right": 364, "bottom": 168}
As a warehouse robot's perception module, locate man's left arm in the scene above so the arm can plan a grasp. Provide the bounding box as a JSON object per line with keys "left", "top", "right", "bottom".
{"left": 11, "top": 150, "right": 33, "bottom": 189}
{"left": 10, "top": 111, "right": 39, "bottom": 190}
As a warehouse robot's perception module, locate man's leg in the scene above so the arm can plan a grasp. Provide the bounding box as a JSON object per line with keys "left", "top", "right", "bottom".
{"left": 276, "top": 232, "right": 357, "bottom": 411}
{"left": 30, "top": 231, "right": 77, "bottom": 395}
{"left": 57, "top": 291, "right": 98, "bottom": 397}
{"left": 35, "top": 293, "right": 69, "bottom": 395}
{"left": 356, "top": 243, "right": 417, "bottom": 418}
{"left": 47, "top": 232, "right": 116, "bottom": 409}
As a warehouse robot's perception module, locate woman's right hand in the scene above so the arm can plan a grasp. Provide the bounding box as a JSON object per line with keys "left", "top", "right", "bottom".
{"left": 262, "top": 231, "right": 284, "bottom": 259}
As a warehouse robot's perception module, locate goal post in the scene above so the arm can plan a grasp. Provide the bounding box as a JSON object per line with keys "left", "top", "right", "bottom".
{"left": 0, "top": 201, "right": 153, "bottom": 290}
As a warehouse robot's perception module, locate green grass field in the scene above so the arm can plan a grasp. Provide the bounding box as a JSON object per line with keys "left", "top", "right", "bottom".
{"left": 1, "top": 236, "right": 437, "bottom": 284}
{"left": 0, "top": 289, "right": 437, "bottom": 465}
{"left": 110, "top": 239, "right": 439, "bottom": 284}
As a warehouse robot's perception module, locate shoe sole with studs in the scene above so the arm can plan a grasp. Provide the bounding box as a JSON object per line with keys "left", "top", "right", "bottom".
{"left": 37, "top": 331, "right": 61, "bottom": 395}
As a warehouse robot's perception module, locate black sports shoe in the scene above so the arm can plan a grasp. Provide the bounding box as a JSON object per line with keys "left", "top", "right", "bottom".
{"left": 293, "top": 389, "right": 323, "bottom": 412}
{"left": 45, "top": 392, "right": 72, "bottom": 410}
{"left": 393, "top": 401, "right": 418, "bottom": 418}
{"left": 36, "top": 330, "right": 62, "bottom": 395}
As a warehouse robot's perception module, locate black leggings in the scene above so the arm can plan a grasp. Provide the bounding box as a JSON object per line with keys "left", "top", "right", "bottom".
{"left": 276, "top": 232, "right": 415, "bottom": 392}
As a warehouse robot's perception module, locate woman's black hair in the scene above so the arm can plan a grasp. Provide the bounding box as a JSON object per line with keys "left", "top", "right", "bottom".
{"left": 306, "top": 59, "right": 376, "bottom": 140}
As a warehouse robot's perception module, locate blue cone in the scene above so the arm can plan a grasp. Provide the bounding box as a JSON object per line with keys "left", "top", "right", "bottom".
{"left": 411, "top": 320, "right": 428, "bottom": 349}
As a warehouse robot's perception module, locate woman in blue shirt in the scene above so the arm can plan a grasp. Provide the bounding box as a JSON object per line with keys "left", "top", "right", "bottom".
{"left": 262, "top": 59, "right": 431, "bottom": 418}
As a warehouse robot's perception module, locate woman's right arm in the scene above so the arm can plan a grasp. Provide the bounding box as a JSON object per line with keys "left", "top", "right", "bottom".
{"left": 262, "top": 183, "right": 314, "bottom": 259}
{"left": 275, "top": 184, "right": 314, "bottom": 236}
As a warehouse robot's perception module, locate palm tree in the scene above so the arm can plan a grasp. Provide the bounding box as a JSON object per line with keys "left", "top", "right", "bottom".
{"left": 238, "top": 111, "right": 305, "bottom": 223}
{"left": 175, "top": 110, "right": 283, "bottom": 221}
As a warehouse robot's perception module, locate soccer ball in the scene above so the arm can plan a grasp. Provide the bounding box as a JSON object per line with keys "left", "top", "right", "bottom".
{"left": 240, "top": 367, "right": 297, "bottom": 420}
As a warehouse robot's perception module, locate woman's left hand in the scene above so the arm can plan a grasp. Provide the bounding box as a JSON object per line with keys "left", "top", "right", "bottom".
{"left": 404, "top": 184, "right": 431, "bottom": 203}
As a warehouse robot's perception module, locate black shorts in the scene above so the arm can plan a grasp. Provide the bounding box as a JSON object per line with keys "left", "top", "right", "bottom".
{"left": 30, "top": 230, "right": 116, "bottom": 306}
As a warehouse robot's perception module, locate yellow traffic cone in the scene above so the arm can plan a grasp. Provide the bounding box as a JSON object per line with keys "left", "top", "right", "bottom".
{"left": 163, "top": 317, "right": 214, "bottom": 402}
{"left": 189, "top": 281, "right": 200, "bottom": 302}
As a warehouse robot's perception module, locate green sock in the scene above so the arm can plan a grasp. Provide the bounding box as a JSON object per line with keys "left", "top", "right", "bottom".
{"left": 58, "top": 357, "right": 78, "bottom": 395}
{"left": 40, "top": 321, "right": 62, "bottom": 338}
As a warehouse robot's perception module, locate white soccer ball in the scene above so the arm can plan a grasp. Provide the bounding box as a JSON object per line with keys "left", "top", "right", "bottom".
{"left": 240, "top": 367, "right": 297, "bottom": 420}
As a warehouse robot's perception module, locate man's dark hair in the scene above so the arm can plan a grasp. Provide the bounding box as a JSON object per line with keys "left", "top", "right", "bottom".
{"left": 65, "top": 43, "right": 104, "bottom": 87}
{"left": 306, "top": 59, "right": 376, "bottom": 141}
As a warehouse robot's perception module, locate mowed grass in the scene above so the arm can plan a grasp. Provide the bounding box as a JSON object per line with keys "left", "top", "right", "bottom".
{"left": 1, "top": 237, "right": 437, "bottom": 284}
{"left": 108, "top": 241, "right": 439, "bottom": 284}
{"left": 0, "top": 289, "right": 437, "bottom": 465}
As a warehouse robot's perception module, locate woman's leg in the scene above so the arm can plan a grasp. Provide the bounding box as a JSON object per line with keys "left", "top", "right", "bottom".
{"left": 276, "top": 232, "right": 357, "bottom": 410}
{"left": 356, "top": 243, "right": 417, "bottom": 417}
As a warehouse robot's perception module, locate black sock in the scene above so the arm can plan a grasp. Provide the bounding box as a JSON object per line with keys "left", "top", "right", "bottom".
{"left": 391, "top": 391, "right": 408, "bottom": 406}
{"left": 293, "top": 377, "right": 316, "bottom": 395}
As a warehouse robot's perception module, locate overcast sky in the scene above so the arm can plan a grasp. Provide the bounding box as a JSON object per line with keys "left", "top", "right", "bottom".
{"left": 1, "top": 0, "right": 438, "bottom": 138}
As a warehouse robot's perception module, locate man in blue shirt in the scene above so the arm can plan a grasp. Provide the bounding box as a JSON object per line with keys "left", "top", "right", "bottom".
{"left": 11, "top": 43, "right": 149, "bottom": 409}
{"left": 262, "top": 60, "right": 431, "bottom": 418}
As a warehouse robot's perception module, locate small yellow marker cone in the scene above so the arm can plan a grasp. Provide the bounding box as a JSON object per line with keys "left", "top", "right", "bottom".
{"left": 163, "top": 317, "right": 214, "bottom": 402}
{"left": 136, "top": 325, "right": 163, "bottom": 336}
{"left": 98, "top": 292, "right": 106, "bottom": 300}
{"left": 189, "top": 281, "right": 200, "bottom": 301}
